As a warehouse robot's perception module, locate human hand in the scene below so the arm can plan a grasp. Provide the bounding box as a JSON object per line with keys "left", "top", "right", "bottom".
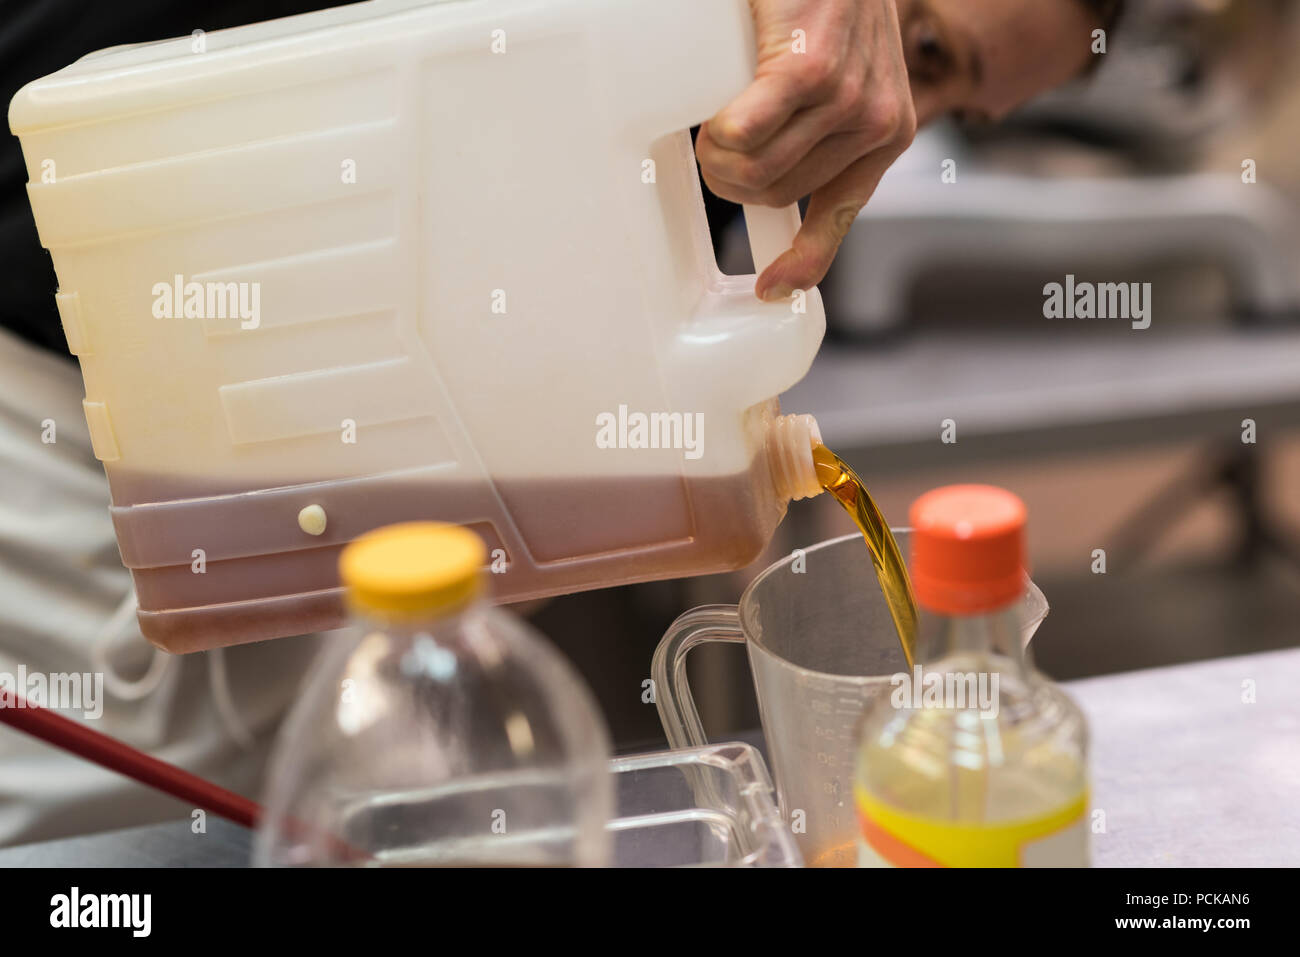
{"left": 697, "top": 0, "right": 916, "bottom": 300}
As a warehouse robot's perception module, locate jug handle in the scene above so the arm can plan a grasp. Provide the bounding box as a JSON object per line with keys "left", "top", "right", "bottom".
{"left": 652, "top": 604, "right": 747, "bottom": 750}
{"left": 740, "top": 203, "right": 802, "bottom": 276}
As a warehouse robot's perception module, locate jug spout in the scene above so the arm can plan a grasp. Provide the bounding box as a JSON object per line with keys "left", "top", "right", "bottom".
{"left": 767, "top": 414, "right": 823, "bottom": 503}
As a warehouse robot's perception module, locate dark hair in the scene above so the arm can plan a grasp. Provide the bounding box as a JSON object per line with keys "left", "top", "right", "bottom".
{"left": 1079, "top": 0, "right": 1125, "bottom": 33}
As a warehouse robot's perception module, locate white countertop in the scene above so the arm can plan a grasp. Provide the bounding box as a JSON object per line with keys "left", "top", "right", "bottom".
{"left": 1069, "top": 647, "right": 1300, "bottom": 866}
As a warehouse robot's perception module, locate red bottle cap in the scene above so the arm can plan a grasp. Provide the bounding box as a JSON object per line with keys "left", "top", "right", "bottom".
{"left": 909, "top": 485, "right": 1027, "bottom": 615}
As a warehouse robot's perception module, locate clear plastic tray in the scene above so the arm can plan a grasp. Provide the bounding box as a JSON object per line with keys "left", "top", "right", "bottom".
{"left": 608, "top": 742, "right": 800, "bottom": 867}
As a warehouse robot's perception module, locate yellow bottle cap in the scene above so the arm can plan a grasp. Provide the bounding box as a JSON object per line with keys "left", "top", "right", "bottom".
{"left": 339, "top": 522, "right": 485, "bottom": 619}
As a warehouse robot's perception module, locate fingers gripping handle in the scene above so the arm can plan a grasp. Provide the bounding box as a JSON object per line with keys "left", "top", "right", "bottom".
{"left": 651, "top": 605, "right": 747, "bottom": 751}
{"left": 742, "top": 203, "right": 802, "bottom": 276}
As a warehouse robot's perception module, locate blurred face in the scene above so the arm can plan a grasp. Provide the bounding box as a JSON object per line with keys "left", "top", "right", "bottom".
{"left": 896, "top": 0, "right": 1101, "bottom": 125}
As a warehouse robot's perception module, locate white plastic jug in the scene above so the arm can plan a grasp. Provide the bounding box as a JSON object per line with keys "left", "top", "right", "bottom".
{"left": 9, "top": 0, "right": 826, "bottom": 652}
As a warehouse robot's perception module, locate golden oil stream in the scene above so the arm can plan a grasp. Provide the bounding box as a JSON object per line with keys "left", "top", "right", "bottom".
{"left": 811, "top": 444, "right": 919, "bottom": 668}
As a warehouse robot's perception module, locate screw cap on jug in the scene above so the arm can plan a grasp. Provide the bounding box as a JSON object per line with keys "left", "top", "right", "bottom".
{"left": 768, "top": 413, "right": 824, "bottom": 501}
{"left": 340, "top": 522, "right": 485, "bottom": 619}
{"left": 909, "top": 485, "right": 1027, "bottom": 616}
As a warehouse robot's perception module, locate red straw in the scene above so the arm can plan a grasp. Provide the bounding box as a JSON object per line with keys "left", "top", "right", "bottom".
{"left": 0, "top": 689, "right": 372, "bottom": 862}
{"left": 0, "top": 689, "right": 261, "bottom": 828}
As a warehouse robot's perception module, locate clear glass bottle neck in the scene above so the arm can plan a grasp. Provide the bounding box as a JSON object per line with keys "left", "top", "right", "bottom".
{"left": 916, "top": 601, "right": 1028, "bottom": 673}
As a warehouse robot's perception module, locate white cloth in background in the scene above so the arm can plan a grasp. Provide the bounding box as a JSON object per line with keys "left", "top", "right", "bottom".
{"left": 0, "top": 325, "right": 324, "bottom": 846}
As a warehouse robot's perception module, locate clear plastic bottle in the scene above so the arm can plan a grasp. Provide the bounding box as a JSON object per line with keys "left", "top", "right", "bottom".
{"left": 854, "top": 485, "right": 1089, "bottom": 867}
{"left": 254, "top": 522, "right": 614, "bottom": 866}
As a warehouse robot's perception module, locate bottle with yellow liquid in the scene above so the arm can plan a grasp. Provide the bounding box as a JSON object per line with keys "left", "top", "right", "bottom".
{"left": 854, "top": 485, "right": 1089, "bottom": 868}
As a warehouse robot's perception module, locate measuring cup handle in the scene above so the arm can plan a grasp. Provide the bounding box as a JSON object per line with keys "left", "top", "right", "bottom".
{"left": 651, "top": 605, "right": 745, "bottom": 750}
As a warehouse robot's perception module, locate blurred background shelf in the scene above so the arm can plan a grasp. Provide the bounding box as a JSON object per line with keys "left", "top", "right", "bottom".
{"left": 787, "top": 329, "right": 1300, "bottom": 456}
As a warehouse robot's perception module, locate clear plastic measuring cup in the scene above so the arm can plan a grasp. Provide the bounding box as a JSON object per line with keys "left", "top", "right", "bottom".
{"left": 652, "top": 531, "right": 1049, "bottom": 868}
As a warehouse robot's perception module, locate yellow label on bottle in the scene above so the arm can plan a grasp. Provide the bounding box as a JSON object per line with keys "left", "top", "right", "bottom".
{"left": 855, "top": 787, "right": 1089, "bottom": 867}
